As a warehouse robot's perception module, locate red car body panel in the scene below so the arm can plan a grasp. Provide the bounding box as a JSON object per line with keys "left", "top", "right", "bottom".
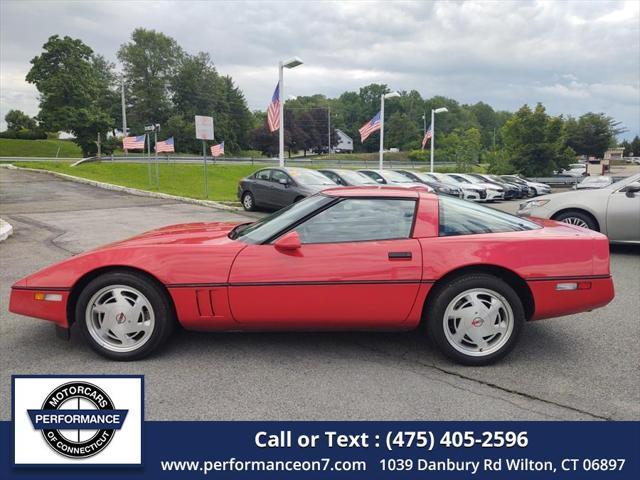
{"left": 9, "top": 188, "right": 615, "bottom": 333}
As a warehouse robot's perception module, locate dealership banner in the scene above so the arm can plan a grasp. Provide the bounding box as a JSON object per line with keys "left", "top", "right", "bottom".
{"left": 4, "top": 375, "right": 639, "bottom": 479}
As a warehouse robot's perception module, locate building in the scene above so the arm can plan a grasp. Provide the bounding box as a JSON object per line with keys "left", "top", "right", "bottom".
{"left": 334, "top": 129, "right": 353, "bottom": 153}
{"left": 604, "top": 148, "right": 624, "bottom": 161}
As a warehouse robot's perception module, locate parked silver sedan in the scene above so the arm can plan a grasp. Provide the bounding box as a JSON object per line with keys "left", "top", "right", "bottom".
{"left": 517, "top": 173, "right": 640, "bottom": 244}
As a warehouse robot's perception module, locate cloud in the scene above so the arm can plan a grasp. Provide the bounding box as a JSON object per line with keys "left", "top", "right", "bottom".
{"left": 1, "top": 0, "right": 638, "bottom": 137}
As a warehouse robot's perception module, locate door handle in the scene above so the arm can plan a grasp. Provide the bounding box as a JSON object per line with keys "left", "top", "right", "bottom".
{"left": 388, "top": 251, "right": 412, "bottom": 260}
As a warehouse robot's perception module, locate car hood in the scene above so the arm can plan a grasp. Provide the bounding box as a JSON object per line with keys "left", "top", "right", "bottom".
{"left": 460, "top": 184, "right": 485, "bottom": 191}
{"left": 100, "top": 221, "right": 244, "bottom": 248}
{"left": 530, "top": 187, "right": 611, "bottom": 204}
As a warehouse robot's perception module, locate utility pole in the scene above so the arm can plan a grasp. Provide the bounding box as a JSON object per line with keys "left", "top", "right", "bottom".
{"left": 97, "top": 132, "right": 101, "bottom": 158}
{"left": 423, "top": 112, "right": 427, "bottom": 135}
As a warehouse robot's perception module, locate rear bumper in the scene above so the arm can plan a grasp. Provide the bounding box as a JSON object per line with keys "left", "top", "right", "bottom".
{"left": 9, "top": 287, "right": 70, "bottom": 327}
{"left": 528, "top": 276, "right": 614, "bottom": 321}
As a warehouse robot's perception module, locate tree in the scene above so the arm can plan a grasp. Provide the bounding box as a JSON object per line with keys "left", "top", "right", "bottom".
{"left": 385, "top": 112, "right": 420, "bottom": 151}
{"left": 620, "top": 139, "right": 632, "bottom": 157}
{"left": 118, "top": 28, "right": 184, "bottom": 131}
{"left": 630, "top": 135, "right": 640, "bottom": 156}
{"left": 26, "top": 35, "right": 113, "bottom": 156}
{"left": 565, "top": 112, "right": 625, "bottom": 158}
{"left": 4, "top": 109, "right": 36, "bottom": 131}
{"left": 438, "top": 127, "right": 482, "bottom": 171}
{"left": 501, "top": 103, "right": 573, "bottom": 176}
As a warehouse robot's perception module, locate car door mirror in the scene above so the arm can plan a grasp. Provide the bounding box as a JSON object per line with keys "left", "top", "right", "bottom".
{"left": 274, "top": 231, "right": 301, "bottom": 251}
{"left": 622, "top": 182, "right": 640, "bottom": 198}
{"left": 278, "top": 177, "right": 289, "bottom": 186}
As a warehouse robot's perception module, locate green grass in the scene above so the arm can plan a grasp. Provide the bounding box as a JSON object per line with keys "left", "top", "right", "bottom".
{"left": 13, "top": 161, "right": 259, "bottom": 202}
{"left": 0, "top": 138, "right": 82, "bottom": 158}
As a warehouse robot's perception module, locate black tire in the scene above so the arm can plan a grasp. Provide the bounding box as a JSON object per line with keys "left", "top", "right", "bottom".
{"left": 553, "top": 210, "right": 598, "bottom": 231}
{"left": 241, "top": 191, "right": 256, "bottom": 211}
{"left": 76, "top": 271, "right": 175, "bottom": 361}
{"left": 529, "top": 187, "right": 537, "bottom": 197}
{"left": 425, "top": 274, "right": 524, "bottom": 366}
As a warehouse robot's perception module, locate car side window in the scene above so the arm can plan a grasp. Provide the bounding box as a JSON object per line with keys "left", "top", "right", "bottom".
{"left": 270, "top": 170, "right": 290, "bottom": 184}
{"left": 362, "top": 171, "right": 384, "bottom": 183}
{"left": 294, "top": 198, "right": 416, "bottom": 244}
{"left": 255, "top": 169, "right": 271, "bottom": 181}
{"left": 324, "top": 172, "right": 343, "bottom": 185}
{"left": 438, "top": 195, "right": 540, "bottom": 236}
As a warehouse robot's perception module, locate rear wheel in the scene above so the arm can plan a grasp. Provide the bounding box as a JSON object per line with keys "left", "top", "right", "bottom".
{"left": 242, "top": 191, "right": 256, "bottom": 211}
{"left": 425, "top": 274, "right": 524, "bottom": 365}
{"left": 76, "top": 271, "right": 175, "bottom": 360}
{"left": 554, "top": 210, "right": 598, "bottom": 231}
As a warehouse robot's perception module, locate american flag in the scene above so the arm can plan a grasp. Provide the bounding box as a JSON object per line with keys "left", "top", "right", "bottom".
{"left": 359, "top": 111, "right": 381, "bottom": 142}
{"left": 421, "top": 124, "right": 433, "bottom": 150}
{"left": 155, "top": 137, "right": 175, "bottom": 153}
{"left": 122, "top": 135, "right": 146, "bottom": 150}
{"left": 267, "top": 83, "right": 280, "bottom": 132}
{"left": 211, "top": 141, "right": 225, "bottom": 157}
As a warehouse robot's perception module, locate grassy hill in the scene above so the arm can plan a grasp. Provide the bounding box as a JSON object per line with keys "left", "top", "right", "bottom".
{"left": 0, "top": 138, "right": 82, "bottom": 158}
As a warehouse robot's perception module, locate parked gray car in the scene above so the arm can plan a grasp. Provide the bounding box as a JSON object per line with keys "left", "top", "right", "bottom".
{"left": 517, "top": 173, "right": 640, "bottom": 244}
{"left": 238, "top": 167, "right": 336, "bottom": 211}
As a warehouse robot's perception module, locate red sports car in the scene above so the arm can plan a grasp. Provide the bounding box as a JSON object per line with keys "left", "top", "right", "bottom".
{"left": 9, "top": 187, "right": 614, "bottom": 365}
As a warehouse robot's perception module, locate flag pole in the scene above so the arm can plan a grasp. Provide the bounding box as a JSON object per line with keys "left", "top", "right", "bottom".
{"left": 430, "top": 109, "right": 435, "bottom": 173}
{"left": 379, "top": 95, "right": 385, "bottom": 171}
{"left": 278, "top": 61, "right": 284, "bottom": 167}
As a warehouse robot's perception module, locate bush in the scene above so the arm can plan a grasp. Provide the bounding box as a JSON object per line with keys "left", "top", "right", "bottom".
{"left": 235, "top": 150, "right": 265, "bottom": 158}
{"left": 407, "top": 149, "right": 429, "bottom": 162}
{"left": 0, "top": 128, "right": 47, "bottom": 140}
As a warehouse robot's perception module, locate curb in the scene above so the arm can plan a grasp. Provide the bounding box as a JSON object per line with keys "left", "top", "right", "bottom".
{"left": 0, "top": 164, "right": 244, "bottom": 212}
{"left": 0, "top": 218, "right": 13, "bottom": 242}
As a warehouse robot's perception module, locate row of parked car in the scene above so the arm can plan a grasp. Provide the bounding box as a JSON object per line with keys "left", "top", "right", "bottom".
{"left": 237, "top": 167, "right": 552, "bottom": 211}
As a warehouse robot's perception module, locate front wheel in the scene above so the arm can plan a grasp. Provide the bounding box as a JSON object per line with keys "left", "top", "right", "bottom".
{"left": 76, "top": 271, "right": 175, "bottom": 360}
{"left": 554, "top": 210, "right": 598, "bottom": 231}
{"left": 242, "top": 191, "right": 256, "bottom": 211}
{"left": 425, "top": 274, "right": 524, "bottom": 365}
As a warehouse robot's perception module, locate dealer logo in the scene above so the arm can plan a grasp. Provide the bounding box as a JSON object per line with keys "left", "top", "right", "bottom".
{"left": 27, "top": 381, "right": 128, "bottom": 459}
{"left": 13, "top": 375, "right": 142, "bottom": 466}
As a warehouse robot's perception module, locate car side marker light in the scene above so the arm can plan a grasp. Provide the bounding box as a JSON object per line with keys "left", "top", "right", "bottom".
{"left": 34, "top": 293, "right": 63, "bottom": 301}
{"left": 556, "top": 282, "right": 592, "bottom": 291}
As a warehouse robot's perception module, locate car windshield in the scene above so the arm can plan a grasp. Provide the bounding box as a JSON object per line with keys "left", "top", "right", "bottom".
{"left": 230, "top": 194, "right": 334, "bottom": 244}
{"left": 333, "top": 170, "right": 378, "bottom": 185}
{"left": 287, "top": 168, "right": 336, "bottom": 185}
{"left": 412, "top": 172, "right": 438, "bottom": 183}
{"left": 381, "top": 171, "right": 415, "bottom": 183}
{"left": 448, "top": 175, "right": 472, "bottom": 184}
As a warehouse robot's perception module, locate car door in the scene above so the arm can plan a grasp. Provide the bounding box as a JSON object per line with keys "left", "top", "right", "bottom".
{"left": 606, "top": 183, "right": 640, "bottom": 241}
{"left": 228, "top": 197, "right": 423, "bottom": 328}
{"left": 269, "top": 170, "right": 296, "bottom": 207}
{"left": 251, "top": 169, "right": 275, "bottom": 207}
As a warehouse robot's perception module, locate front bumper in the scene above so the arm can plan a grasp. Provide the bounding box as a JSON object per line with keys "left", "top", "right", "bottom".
{"left": 485, "top": 190, "right": 504, "bottom": 201}
{"left": 9, "top": 287, "right": 70, "bottom": 327}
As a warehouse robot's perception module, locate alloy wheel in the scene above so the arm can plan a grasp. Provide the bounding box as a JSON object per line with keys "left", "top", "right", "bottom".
{"left": 442, "top": 288, "right": 514, "bottom": 357}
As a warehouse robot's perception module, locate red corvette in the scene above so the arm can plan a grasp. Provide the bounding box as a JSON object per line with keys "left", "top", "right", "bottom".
{"left": 9, "top": 187, "right": 614, "bottom": 365}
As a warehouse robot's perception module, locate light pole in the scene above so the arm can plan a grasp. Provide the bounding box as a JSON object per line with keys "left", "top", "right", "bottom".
{"left": 278, "top": 57, "right": 303, "bottom": 167}
{"left": 379, "top": 91, "right": 401, "bottom": 170}
{"left": 430, "top": 107, "right": 448, "bottom": 173}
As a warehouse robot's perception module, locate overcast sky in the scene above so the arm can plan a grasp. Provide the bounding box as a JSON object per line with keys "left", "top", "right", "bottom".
{"left": 1, "top": 0, "right": 639, "bottom": 138}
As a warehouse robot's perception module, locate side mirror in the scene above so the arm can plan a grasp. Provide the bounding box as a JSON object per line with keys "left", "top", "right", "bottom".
{"left": 278, "top": 178, "right": 289, "bottom": 186}
{"left": 274, "top": 231, "right": 301, "bottom": 251}
{"left": 376, "top": 178, "right": 385, "bottom": 184}
{"left": 622, "top": 182, "right": 640, "bottom": 198}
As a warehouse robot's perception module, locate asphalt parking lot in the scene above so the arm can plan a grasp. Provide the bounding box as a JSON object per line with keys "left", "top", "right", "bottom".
{"left": 1, "top": 168, "right": 638, "bottom": 421}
